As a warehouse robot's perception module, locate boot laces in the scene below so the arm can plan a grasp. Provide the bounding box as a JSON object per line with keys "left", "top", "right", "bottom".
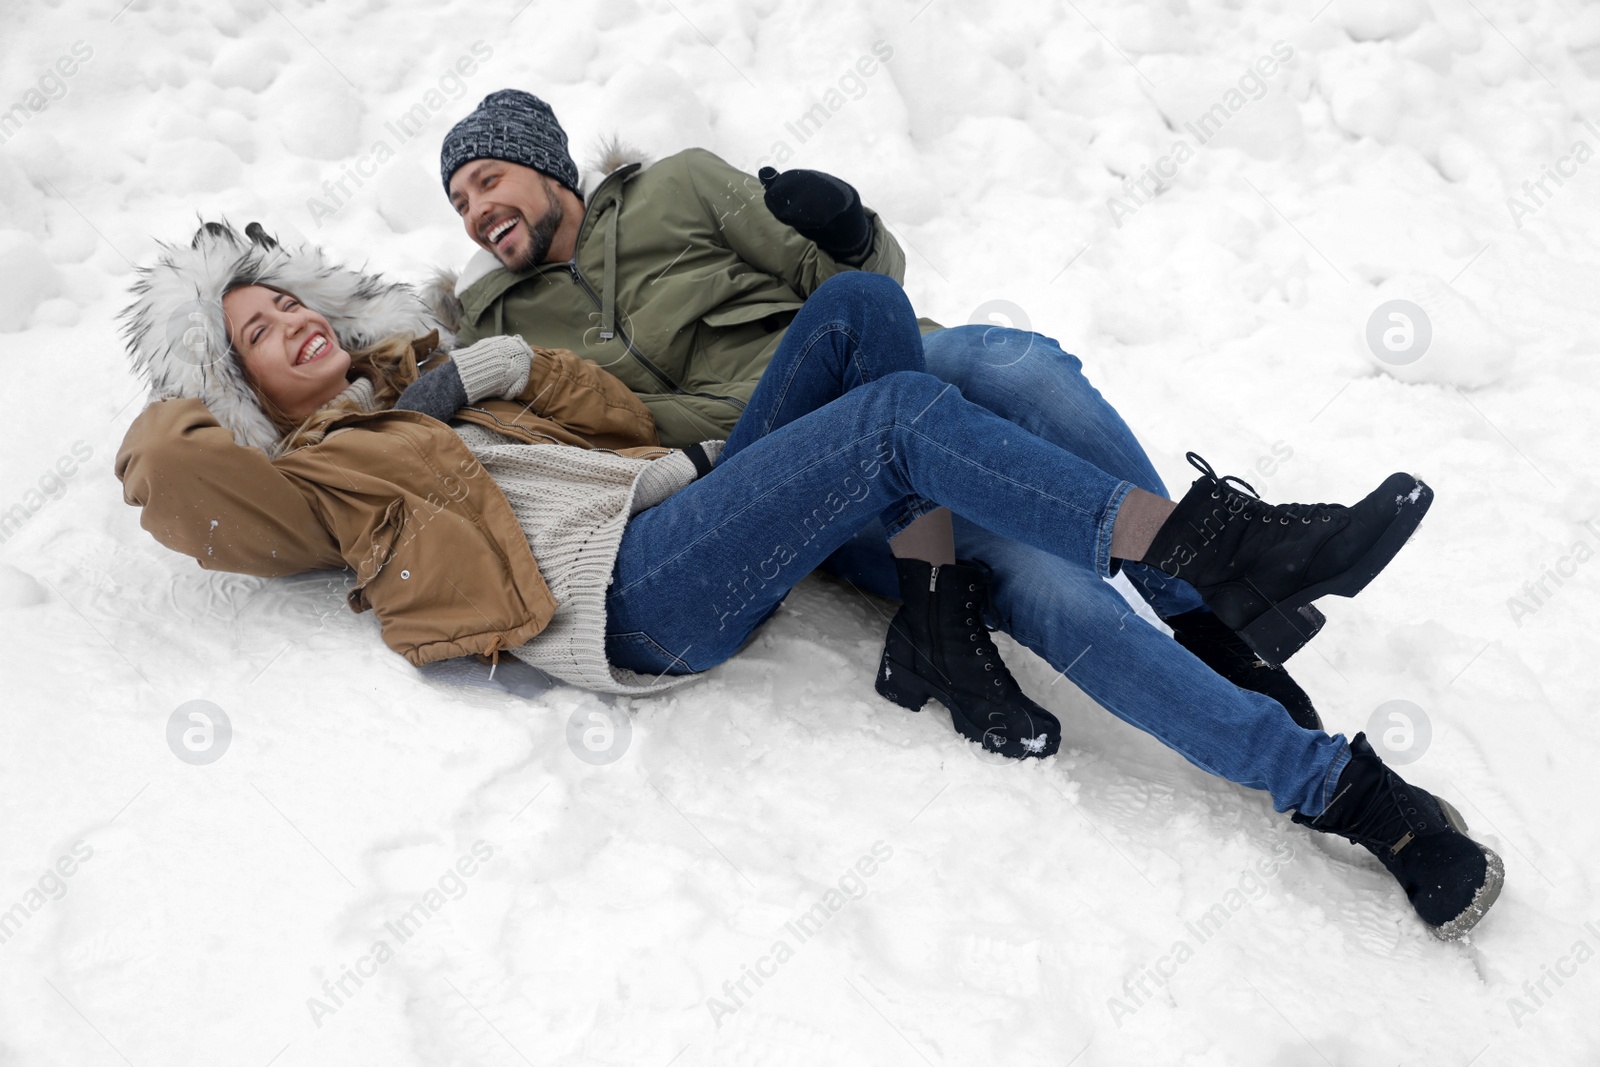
{"left": 1187, "top": 452, "right": 1335, "bottom": 526}
{"left": 952, "top": 561, "right": 1056, "bottom": 751}
{"left": 1273, "top": 500, "right": 1339, "bottom": 525}
{"left": 1189, "top": 451, "right": 1263, "bottom": 503}
{"left": 961, "top": 561, "right": 1012, "bottom": 694}
{"left": 1328, "top": 772, "right": 1432, "bottom": 858}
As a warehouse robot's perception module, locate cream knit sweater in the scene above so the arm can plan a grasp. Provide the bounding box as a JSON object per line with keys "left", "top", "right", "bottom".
{"left": 332, "top": 341, "right": 713, "bottom": 694}
{"left": 454, "top": 422, "right": 704, "bottom": 694}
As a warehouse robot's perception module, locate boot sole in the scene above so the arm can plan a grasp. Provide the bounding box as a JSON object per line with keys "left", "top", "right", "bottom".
{"left": 1235, "top": 477, "right": 1433, "bottom": 666}
{"left": 876, "top": 655, "right": 1056, "bottom": 760}
{"left": 1428, "top": 797, "right": 1506, "bottom": 941}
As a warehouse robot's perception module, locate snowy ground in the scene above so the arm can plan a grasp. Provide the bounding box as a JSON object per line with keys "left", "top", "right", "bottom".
{"left": 3, "top": 0, "right": 1599, "bottom": 1063}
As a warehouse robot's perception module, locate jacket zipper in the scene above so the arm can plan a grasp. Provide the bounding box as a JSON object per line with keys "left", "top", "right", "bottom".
{"left": 538, "top": 173, "right": 744, "bottom": 414}
{"left": 565, "top": 262, "right": 745, "bottom": 412}
{"left": 566, "top": 264, "right": 679, "bottom": 395}
{"left": 457, "top": 405, "right": 668, "bottom": 461}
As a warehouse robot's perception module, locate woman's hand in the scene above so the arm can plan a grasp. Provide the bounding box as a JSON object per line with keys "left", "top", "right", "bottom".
{"left": 450, "top": 335, "right": 535, "bottom": 403}
{"left": 393, "top": 336, "right": 535, "bottom": 422}
{"left": 393, "top": 361, "right": 468, "bottom": 422}
{"left": 629, "top": 439, "right": 727, "bottom": 516}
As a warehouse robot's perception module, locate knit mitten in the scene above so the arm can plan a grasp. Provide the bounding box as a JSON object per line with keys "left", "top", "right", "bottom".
{"left": 393, "top": 364, "right": 466, "bottom": 421}
{"left": 692, "top": 439, "right": 724, "bottom": 469}
{"left": 451, "top": 335, "right": 535, "bottom": 403}
{"left": 629, "top": 440, "right": 726, "bottom": 516}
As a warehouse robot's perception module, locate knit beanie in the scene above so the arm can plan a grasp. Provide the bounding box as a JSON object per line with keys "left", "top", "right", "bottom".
{"left": 440, "top": 90, "right": 581, "bottom": 196}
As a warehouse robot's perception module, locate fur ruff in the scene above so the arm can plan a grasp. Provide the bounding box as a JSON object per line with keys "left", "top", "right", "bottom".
{"left": 587, "top": 133, "right": 651, "bottom": 183}
{"left": 419, "top": 267, "right": 464, "bottom": 337}
{"left": 119, "top": 220, "right": 441, "bottom": 453}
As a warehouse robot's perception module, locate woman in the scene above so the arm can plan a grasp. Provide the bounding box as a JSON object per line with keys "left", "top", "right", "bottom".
{"left": 116, "top": 221, "right": 1502, "bottom": 939}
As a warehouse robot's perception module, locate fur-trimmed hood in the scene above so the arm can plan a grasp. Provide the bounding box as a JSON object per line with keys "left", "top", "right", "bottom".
{"left": 119, "top": 221, "right": 441, "bottom": 453}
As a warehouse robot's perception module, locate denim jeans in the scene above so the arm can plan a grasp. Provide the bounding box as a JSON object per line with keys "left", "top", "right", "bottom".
{"left": 824, "top": 326, "right": 1209, "bottom": 620}
{"left": 606, "top": 273, "right": 1349, "bottom": 815}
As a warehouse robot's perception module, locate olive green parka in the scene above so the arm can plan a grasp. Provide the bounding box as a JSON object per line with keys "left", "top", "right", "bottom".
{"left": 455, "top": 147, "right": 944, "bottom": 447}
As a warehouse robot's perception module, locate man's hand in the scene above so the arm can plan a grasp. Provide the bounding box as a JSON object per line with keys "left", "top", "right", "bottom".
{"left": 757, "top": 167, "right": 873, "bottom": 264}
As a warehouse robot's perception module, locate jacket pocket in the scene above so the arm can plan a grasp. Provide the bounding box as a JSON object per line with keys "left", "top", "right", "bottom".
{"left": 698, "top": 300, "right": 801, "bottom": 329}
{"left": 604, "top": 630, "right": 695, "bottom": 675}
{"left": 346, "top": 497, "right": 407, "bottom": 614}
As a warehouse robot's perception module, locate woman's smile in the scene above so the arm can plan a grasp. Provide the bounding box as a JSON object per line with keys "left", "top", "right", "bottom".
{"left": 296, "top": 332, "right": 332, "bottom": 366}
{"left": 222, "top": 285, "right": 352, "bottom": 419}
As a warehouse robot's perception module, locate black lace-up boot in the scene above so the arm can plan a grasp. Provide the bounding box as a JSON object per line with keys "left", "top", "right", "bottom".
{"left": 1293, "top": 733, "right": 1504, "bottom": 939}
{"left": 1163, "top": 608, "right": 1323, "bottom": 730}
{"left": 875, "top": 558, "right": 1061, "bottom": 760}
{"left": 1141, "top": 453, "right": 1433, "bottom": 666}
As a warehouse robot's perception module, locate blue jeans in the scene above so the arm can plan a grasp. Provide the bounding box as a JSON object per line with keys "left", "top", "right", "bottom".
{"left": 824, "top": 326, "right": 1208, "bottom": 620}
{"left": 606, "top": 273, "right": 1349, "bottom": 815}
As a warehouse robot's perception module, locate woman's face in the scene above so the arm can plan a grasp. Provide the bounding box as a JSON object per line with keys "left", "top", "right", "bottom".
{"left": 222, "top": 285, "right": 352, "bottom": 420}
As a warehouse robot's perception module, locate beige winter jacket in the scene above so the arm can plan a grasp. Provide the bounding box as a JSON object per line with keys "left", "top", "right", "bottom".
{"left": 115, "top": 335, "right": 670, "bottom": 668}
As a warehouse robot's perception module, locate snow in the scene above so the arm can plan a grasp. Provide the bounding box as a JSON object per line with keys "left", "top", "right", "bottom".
{"left": 2, "top": 1, "right": 1598, "bottom": 1064}
{"left": 0, "top": 230, "right": 63, "bottom": 332}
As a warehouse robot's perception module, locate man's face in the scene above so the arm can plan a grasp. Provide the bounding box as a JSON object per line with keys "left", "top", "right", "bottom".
{"left": 448, "top": 159, "right": 565, "bottom": 272}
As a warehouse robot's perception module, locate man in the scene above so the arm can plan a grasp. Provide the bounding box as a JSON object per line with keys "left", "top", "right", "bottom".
{"left": 428, "top": 91, "right": 1506, "bottom": 940}
{"left": 436, "top": 88, "right": 1318, "bottom": 727}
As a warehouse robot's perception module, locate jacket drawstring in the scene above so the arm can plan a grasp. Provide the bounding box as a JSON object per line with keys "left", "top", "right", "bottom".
{"left": 599, "top": 207, "right": 618, "bottom": 341}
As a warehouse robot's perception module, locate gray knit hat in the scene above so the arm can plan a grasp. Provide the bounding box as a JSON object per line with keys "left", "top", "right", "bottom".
{"left": 440, "top": 90, "right": 581, "bottom": 196}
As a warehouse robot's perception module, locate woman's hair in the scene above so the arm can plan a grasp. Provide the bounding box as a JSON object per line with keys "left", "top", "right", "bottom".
{"left": 228, "top": 282, "right": 432, "bottom": 456}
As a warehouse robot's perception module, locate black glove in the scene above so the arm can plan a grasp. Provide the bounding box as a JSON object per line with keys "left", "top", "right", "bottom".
{"left": 757, "top": 167, "right": 873, "bottom": 263}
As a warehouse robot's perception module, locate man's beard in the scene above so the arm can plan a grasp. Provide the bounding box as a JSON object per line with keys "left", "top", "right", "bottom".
{"left": 502, "top": 189, "right": 564, "bottom": 272}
